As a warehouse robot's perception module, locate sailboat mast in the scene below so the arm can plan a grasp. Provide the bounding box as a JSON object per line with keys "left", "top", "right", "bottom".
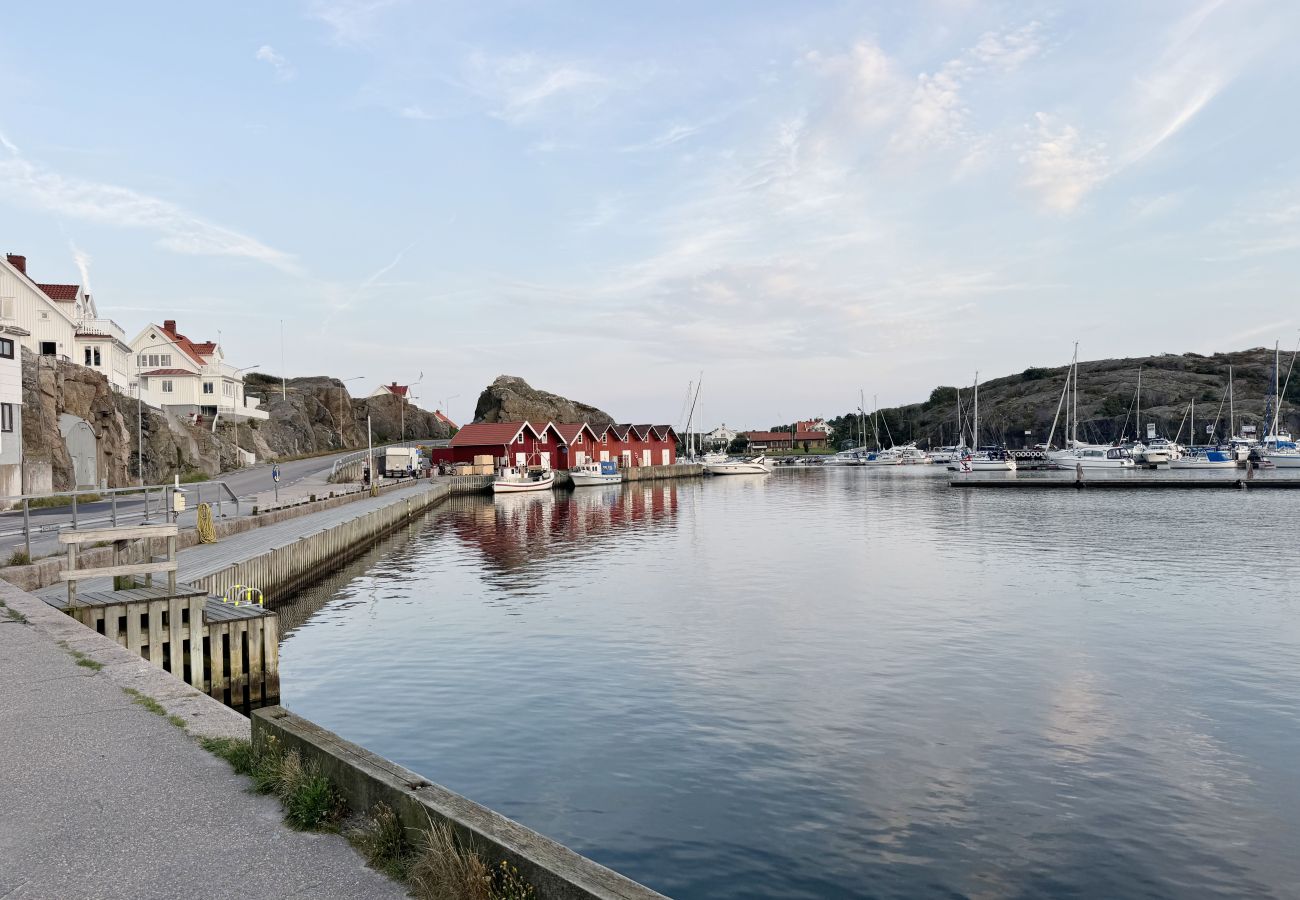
{"left": 1274, "top": 341, "right": 1282, "bottom": 438}
{"left": 1070, "top": 343, "right": 1079, "bottom": 447}
{"left": 973, "top": 372, "right": 980, "bottom": 450}
{"left": 1229, "top": 364, "right": 1235, "bottom": 439}
{"left": 1136, "top": 366, "right": 1142, "bottom": 443}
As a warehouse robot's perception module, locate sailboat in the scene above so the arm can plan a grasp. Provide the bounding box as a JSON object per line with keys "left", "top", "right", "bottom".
{"left": 947, "top": 372, "right": 1015, "bottom": 471}
{"left": 1045, "top": 344, "right": 1135, "bottom": 469}
{"left": 1168, "top": 397, "right": 1235, "bottom": 469}
{"left": 1261, "top": 341, "right": 1300, "bottom": 468}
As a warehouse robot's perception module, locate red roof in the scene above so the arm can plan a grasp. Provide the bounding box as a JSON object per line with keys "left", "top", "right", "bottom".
{"left": 606, "top": 424, "right": 631, "bottom": 441}
{"left": 448, "top": 421, "right": 538, "bottom": 447}
{"left": 380, "top": 382, "right": 409, "bottom": 398}
{"left": 155, "top": 321, "right": 211, "bottom": 367}
{"left": 38, "top": 283, "right": 79, "bottom": 301}
{"left": 744, "top": 431, "right": 825, "bottom": 442}
{"left": 629, "top": 424, "right": 653, "bottom": 440}
{"left": 141, "top": 368, "right": 195, "bottom": 377}
{"left": 434, "top": 410, "right": 458, "bottom": 429}
{"left": 554, "top": 422, "right": 599, "bottom": 444}
{"left": 649, "top": 425, "right": 677, "bottom": 440}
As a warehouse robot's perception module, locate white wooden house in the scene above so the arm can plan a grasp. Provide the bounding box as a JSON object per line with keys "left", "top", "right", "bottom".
{"left": 0, "top": 324, "right": 23, "bottom": 497}
{"left": 129, "top": 320, "right": 267, "bottom": 422}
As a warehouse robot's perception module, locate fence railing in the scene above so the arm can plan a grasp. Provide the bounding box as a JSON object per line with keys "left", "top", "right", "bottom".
{"left": 0, "top": 481, "right": 241, "bottom": 561}
{"left": 328, "top": 438, "right": 450, "bottom": 478}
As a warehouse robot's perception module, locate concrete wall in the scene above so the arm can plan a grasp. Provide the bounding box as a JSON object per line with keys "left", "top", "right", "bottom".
{"left": 253, "top": 708, "right": 667, "bottom": 900}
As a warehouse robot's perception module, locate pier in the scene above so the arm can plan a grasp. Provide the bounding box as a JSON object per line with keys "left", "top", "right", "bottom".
{"left": 949, "top": 477, "right": 1300, "bottom": 489}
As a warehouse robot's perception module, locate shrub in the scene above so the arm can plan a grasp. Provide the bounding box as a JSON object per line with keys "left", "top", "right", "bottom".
{"left": 7, "top": 550, "right": 31, "bottom": 567}
{"left": 408, "top": 821, "right": 491, "bottom": 900}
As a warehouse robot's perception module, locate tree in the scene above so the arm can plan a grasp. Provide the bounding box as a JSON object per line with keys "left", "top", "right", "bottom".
{"left": 728, "top": 434, "right": 750, "bottom": 454}
{"left": 802, "top": 440, "right": 810, "bottom": 454}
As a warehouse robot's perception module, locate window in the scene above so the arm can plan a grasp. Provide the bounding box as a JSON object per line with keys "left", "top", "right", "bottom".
{"left": 0, "top": 403, "right": 11, "bottom": 433}
{"left": 223, "top": 382, "right": 234, "bottom": 397}
{"left": 602, "top": 433, "right": 607, "bottom": 445}
{"left": 94, "top": 347, "right": 101, "bottom": 366}
{"left": 161, "top": 353, "right": 172, "bottom": 366}
{"left": 161, "top": 380, "right": 174, "bottom": 394}
{"left": 203, "top": 382, "right": 214, "bottom": 394}
{"left": 516, "top": 433, "right": 525, "bottom": 445}
{"left": 0, "top": 297, "right": 13, "bottom": 319}
{"left": 85, "top": 348, "right": 92, "bottom": 365}
{"left": 40, "top": 341, "right": 56, "bottom": 356}
{"left": 575, "top": 433, "right": 583, "bottom": 444}
{"left": 0, "top": 338, "right": 13, "bottom": 359}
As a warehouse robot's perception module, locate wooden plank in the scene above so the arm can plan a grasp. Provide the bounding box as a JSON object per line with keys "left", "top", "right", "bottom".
{"left": 188, "top": 595, "right": 205, "bottom": 691}
{"left": 58, "top": 561, "right": 177, "bottom": 581}
{"left": 263, "top": 614, "right": 280, "bottom": 701}
{"left": 146, "top": 599, "right": 163, "bottom": 665}
{"left": 247, "top": 617, "right": 264, "bottom": 705}
{"left": 208, "top": 623, "right": 227, "bottom": 700}
{"left": 229, "top": 621, "right": 247, "bottom": 706}
{"left": 103, "top": 603, "right": 123, "bottom": 645}
{"left": 58, "top": 524, "right": 178, "bottom": 543}
{"left": 125, "top": 601, "right": 143, "bottom": 657}
{"left": 168, "top": 598, "right": 184, "bottom": 678}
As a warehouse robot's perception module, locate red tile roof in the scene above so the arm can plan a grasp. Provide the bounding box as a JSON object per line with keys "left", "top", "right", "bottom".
{"left": 448, "top": 421, "right": 537, "bottom": 447}
{"left": 379, "top": 382, "right": 409, "bottom": 398}
{"left": 434, "top": 410, "right": 458, "bottom": 429}
{"left": 155, "top": 321, "right": 211, "bottom": 367}
{"left": 38, "top": 283, "right": 79, "bottom": 301}
{"left": 141, "top": 368, "right": 195, "bottom": 377}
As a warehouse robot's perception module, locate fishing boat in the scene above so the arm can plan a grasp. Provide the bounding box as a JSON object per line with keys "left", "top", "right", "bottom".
{"left": 703, "top": 455, "right": 772, "bottom": 475}
{"left": 493, "top": 466, "right": 557, "bottom": 493}
{"left": 1169, "top": 449, "right": 1238, "bottom": 469}
{"left": 570, "top": 460, "right": 622, "bottom": 486}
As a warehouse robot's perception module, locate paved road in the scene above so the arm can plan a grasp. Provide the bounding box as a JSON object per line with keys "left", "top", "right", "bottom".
{"left": 0, "top": 440, "right": 444, "bottom": 558}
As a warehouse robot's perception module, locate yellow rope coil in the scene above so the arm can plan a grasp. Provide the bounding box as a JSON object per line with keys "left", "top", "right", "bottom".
{"left": 196, "top": 502, "right": 218, "bottom": 544}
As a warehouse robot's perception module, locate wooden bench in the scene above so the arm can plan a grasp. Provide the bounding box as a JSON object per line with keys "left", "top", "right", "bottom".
{"left": 59, "top": 524, "right": 178, "bottom": 607}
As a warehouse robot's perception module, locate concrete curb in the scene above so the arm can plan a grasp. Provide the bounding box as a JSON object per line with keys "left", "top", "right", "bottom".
{"left": 254, "top": 706, "right": 669, "bottom": 900}
{"left": 0, "top": 579, "right": 249, "bottom": 741}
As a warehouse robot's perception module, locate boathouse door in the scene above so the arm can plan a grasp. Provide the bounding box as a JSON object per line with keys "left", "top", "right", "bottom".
{"left": 539, "top": 452, "right": 551, "bottom": 469}
{"left": 641, "top": 449, "right": 651, "bottom": 466}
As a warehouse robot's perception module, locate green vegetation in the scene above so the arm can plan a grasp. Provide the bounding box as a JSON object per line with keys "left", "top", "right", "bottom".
{"left": 0, "top": 599, "right": 29, "bottom": 624}
{"left": 1021, "top": 366, "right": 1051, "bottom": 381}
{"left": 6, "top": 550, "right": 31, "bottom": 567}
{"left": 76, "top": 657, "right": 104, "bottom": 671}
{"left": 349, "top": 803, "right": 411, "bottom": 881}
{"left": 124, "top": 687, "right": 170, "bottom": 717}
{"left": 199, "top": 736, "right": 259, "bottom": 775}
{"left": 27, "top": 493, "right": 102, "bottom": 509}
{"left": 203, "top": 734, "right": 345, "bottom": 831}
{"left": 177, "top": 471, "right": 210, "bottom": 484}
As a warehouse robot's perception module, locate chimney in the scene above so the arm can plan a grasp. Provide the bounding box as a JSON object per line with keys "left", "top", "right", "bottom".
{"left": 163, "top": 319, "right": 177, "bottom": 333}
{"left": 6, "top": 254, "right": 26, "bottom": 274}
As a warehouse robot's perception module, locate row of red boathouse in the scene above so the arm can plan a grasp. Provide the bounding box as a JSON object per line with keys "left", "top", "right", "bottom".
{"left": 434, "top": 421, "right": 680, "bottom": 471}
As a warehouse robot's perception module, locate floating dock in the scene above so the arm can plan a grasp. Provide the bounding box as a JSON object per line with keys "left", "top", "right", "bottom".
{"left": 949, "top": 477, "right": 1300, "bottom": 489}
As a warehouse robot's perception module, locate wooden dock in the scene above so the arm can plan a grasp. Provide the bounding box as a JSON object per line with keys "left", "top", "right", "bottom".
{"left": 949, "top": 477, "right": 1300, "bottom": 489}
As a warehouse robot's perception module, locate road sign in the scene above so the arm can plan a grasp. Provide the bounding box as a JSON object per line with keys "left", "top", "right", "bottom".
{"left": 271, "top": 464, "right": 281, "bottom": 483}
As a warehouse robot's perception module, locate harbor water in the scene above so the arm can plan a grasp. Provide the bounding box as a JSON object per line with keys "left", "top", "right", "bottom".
{"left": 278, "top": 469, "right": 1300, "bottom": 899}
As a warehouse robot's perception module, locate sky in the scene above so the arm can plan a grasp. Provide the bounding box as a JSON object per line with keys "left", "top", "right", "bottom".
{"left": 2, "top": 0, "right": 1299, "bottom": 429}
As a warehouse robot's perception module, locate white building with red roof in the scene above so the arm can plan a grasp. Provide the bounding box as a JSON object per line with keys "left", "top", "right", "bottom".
{"left": 1, "top": 252, "right": 133, "bottom": 391}
{"left": 128, "top": 319, "right": 267, "bottom": 422}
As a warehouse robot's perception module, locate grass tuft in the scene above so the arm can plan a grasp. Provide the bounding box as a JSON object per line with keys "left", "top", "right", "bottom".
{"left": 6, "top": 550, "right": 31, "bottom": 567}
{"left": 349, "top": 803, "right": 410, "bottom": 880}
{"left": 27, "top": 494, "right": 101, "bottom": 509}
{"left": 408, "top": 820, "right": 492, "bottom": 900}
{"left": 0, "top": 599, "right": 29, "bottom": 624}
{"left": 199, "top": 736, "right": 259, "bottom": 776}
{"left": 123, "top": 687, "right": 168, "bottom": 717}
{"left": 75, "top": 657, "right": 104, "bottom": 671}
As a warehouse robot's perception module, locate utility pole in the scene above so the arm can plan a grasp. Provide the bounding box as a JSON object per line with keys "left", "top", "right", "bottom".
{"left": 280, "top": 319, "right": 287, "bottom": 402}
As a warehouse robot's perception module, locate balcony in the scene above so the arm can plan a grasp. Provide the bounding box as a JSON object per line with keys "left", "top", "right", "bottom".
{"left": 75, "top": 317, "right": 127, "bottom": 342}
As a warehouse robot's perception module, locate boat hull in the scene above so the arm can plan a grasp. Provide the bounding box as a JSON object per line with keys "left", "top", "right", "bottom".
{"left": 493, "top": 472, "right": 557, "bottom": 493}
{"left": 570, "top": 472, "right": 623, "bottom": 486}
{"left": 705, "top": 456, "right": 772, "bottom": 475}
{"left": 1168, "top": 459, "right": 1236, "bottom": 469}
{"left": 1262, "top": 453, "right": 1300, "bottom": 468}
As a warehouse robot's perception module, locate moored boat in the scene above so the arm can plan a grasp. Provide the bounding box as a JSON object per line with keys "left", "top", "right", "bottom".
{"left": 704, "top": 455, "right": 773, "bottom": 475}
{"left": 1048, "top": 445, "right": 1136, "bottom": 469}
{"left": 570, "top": 460, "right": 622, "bottom": 486}
{"left": 493, "top": 466, "right": 557, "bottom": 493}
{"left": 1169, "top": 449, "right": 1238, "bottom": 470}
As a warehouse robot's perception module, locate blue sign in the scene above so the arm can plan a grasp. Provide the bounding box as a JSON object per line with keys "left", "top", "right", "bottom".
{"left": 272, "top": 464, "right": 280, "bottom": 483}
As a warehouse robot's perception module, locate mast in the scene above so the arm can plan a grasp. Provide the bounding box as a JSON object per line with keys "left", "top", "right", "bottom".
{"left": 973, "top": 372, "right": 980, "bottom": 450}
{"left": 1273, "top": 341, "right": 1282, "bottom": 439}
{"left": 1191, "top": 397, "right": 1195, "bottom": 448}
{"left": 1136, "top": 366, "right": 1142, "bottom": 443}
{"left": 1229, "top": 364, "right": 1234, "bottom": 440}
{"left": 1071, "top": 348, "right": 1078, "bottom": 447}
{"left": 955, "top": 387, "right": 961, "bottom": 448}
{"left": 873, "top": 394, "right": 880, "bottom": 451}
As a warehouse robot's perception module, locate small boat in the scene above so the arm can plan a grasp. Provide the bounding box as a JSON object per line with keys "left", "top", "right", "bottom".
{"left": 1261, "top": 448, "right": 1300, "bottom": 469}
{"left": 947, "top": 451, "right": 1016, "bottom": 472}
{"left": 1048, "top": 445, "right": 1137, "bottom": 469}
{"left": 928, "top": 446, "right": 967, "bottom": 465}
{"left": 704, "top": 455, "right": 772, "bottom": 475}
{"left": 493, "top": 466, "right": 556, "bottom": 493}
{"left": 1169, "top": 449, "right": 1238, "bottom": 469}
{"left": 891, "top": 443, "right": 932, "bottom": 465}
{"left": 570, "top": 460, "right": 622, "bottom": 486}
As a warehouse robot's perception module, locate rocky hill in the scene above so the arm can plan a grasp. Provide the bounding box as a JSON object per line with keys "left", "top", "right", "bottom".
{"left": 827, "top": 347, "right": 1300, "bottom": 449}
{"left": 21, "top": 356, "right": 452, "bottom": 492}
{"left": 473, "top": 375, "right": 613, "bottom": 426}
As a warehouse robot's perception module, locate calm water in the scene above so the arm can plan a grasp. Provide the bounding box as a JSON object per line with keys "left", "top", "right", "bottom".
{"left": 279, "top": 470, "right": 1300, "bottom": 899}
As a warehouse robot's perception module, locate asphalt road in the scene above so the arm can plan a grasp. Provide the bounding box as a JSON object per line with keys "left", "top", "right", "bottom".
{"left": 0, "top": 441, "right": 442, "bottom": 557}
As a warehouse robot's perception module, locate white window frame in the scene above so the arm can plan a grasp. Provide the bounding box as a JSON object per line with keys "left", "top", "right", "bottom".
{"left": 203, "top": 382, "right": 214, "bottom": 394}
{"left": 161, "top": 379, "right": 174, "bottom": 394}
{"left": 0, "top": 338, "right": 13, "bottom": 359}
{"left": 0, "top": 402, "right": 12, "bottom": 433}
{"left": 0, "top": 297, "right": 14, "bottom": 319}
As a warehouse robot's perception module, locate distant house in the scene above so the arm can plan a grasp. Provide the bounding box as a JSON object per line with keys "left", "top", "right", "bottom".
{"left": 433, "top": 409, "right": 458, "bottom": 431}
{"left": 1, "top": 252, "right": 132, "bottom": 392}
{"left": 369, "top": 382, "right": 410, "bottom": 400}
{"left": 129, "top": 320, "right": 267, "bottom": 422}
{"left": 797, "top": 418, "right": 832, "bottom": 436}
{"left": 705, "top": 424, "right": 737, "bottom": 449}
{"left": 743, "top": 430, "right": 828, "bottom": 451}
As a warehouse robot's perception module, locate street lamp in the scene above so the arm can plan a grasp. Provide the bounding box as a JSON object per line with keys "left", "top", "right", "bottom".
{"left": 336, "top": 376, "right": 365, "bottom": 448}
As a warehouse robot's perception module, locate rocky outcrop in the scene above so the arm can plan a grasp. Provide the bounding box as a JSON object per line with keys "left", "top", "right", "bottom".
{"left": 827, "top": 347, "right": 1300, "bottom": 449}
{"left": 473, "top": 375, "right": 613, "bottom": 426}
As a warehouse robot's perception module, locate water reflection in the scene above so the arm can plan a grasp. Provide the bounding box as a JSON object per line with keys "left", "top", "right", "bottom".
{"left": 278, "top": 469, "right": 1300, "bottom": 899}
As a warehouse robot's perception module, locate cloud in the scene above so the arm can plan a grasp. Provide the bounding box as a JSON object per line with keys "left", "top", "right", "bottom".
{"left": 1020, "top": 113, "right": 1110, "bottom": 212}
{"left": 463, "top": 52, "right": 608, "bottom": 124}
{"left": 621, "top": 122, "right": 705, "bottom": 153}
{"left": 70, "top": 241, "right": 92, "bottom": 292}
{"left": 308, "top": 0, "right": 403, "bottom": 45}
{"left": 0, "top": 134, "right": 300, "bottom": 273}
{"left": 255, "top": 45, "right": 296, "bottom": 80}
{"left": 398, "top": 105, "right": 434, "bottom": 120}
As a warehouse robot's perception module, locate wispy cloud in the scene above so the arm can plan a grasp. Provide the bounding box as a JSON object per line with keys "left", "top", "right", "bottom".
{"left": 463, "top": 52, "right": 609, "bottom": 124}
{"left": 397, "top": 104, "right": 434, "bottom": 120}
{"left": 308, "top": 0, "right": 403, "bottom": 45}
{"left": 0, "top": 130, "right": 299, "bottom": 273}
{"left": 621, "top": 122, "right": 706, "bottom": 153}
{"left": 70, "top": 241, "right": 93, "bottom": 292}
{"left": 255, "top": 45, "right": 297, "bottom": 80}
{"left": 1020, "top": 113, "right": 1110, "bottom": 212}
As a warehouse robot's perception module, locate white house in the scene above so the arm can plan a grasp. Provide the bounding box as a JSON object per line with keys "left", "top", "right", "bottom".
{"left": 0, "top": 324, "right": 24, "bottom": 497}
{"left": 1, "top": 253, "right": 133, "bottom": 392}
{"left": 705, "top": 424, "right": 737, "bottom": 449}
{"left": 129, "top": 320, "right": 267, "bottom": 422}
{"left": 369, "top": 382, "right": 411, "bottom": 400}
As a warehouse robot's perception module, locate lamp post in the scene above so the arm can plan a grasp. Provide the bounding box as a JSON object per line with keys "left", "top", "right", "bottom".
{"left": 134, "top": 341, "right": 178, "bottom": 487}
{"left": 336, "top": 376, "right": 365, "bottom": 448}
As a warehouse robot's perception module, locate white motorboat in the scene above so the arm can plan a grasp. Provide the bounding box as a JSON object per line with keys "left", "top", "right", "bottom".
{"left": 860, "top": 449, "right": 903, "bottom": 466}
{"left": 1048, "top": 445, "right": 1137, "bottom": 469}
{"left": 947, "top": 452, "right": 1016, "bottom": 472}
{"left": 570, "top": 460, "right": 622, "bottom": 486}
{"left": 1130, "top": 443, "right": 1170, "bottom": 466}
{"left": 1169, "top": 449, "right": 1238, "bottom": 470}
{"left": 493, "top": 467, "right": 557, "bottom": 493}
{"left": 891, "top": 443, "right": 932, "bottom": 465}
{"left": 928, "top": 446, "right": 967, "bottom": 465}
{"left": 1261, "top": 448, "right": 1300, "bottom": 468}
{"left": 704, "top": 455, "right": 772, "bottom": 475}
